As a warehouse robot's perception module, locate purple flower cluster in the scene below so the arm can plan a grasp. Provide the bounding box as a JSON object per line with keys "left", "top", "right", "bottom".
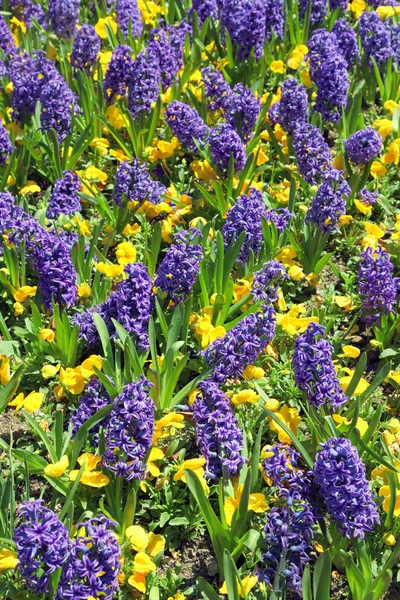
{"left": 155, "top": 228, "right": 203, "bottom": 304}
{"left": 359, "top": 187, "right": 378, "bottom": 206}
{"left": 292, "top": 322, "right": 347, "bottom": 409}
{"left": 0, "top": 122, "right": 14, "bottom": 164}
{"left": 223, "top": 187, "right": 266, "bottom": 264}
{"left": 299, "top": 0, "right": 327, "bottom": 25}
{"left": 40, "top": 76, "right": 78, "bottom": 141}
{"left": 345, "top": 128, "right": 382, "bottom": 164}
{"left": 358, "top": 246, "right": 399, "bottom": 325}
{"left": 306, "top": 169, "right": 350, "bottom": 234}
{"left": 204, "top": 306, "right": 276, "bottom": 383}
{"left": 226, "top": 83, "right": 261, "bottom": 142}
{"left": 308, "top": 29, "right": 349, "bottom": 122}
{"left": 330, "top": 0, "right": 348, "bottom": 9}
{"left": 263, "top": 445, "right": 312, "bottom": 500}
{"left": 25, "top": 3, "right": 48, "bottom": 28}
{"left": 103, "top": 376, "right": 155, "bottom": 480}
{"left": 192, "top": 0, "right": 219, "bottom": 24}
{"left": 47, "top": 170, "right": 81, "bottom": 219}
{"left": 193, "top": 380, "right": 245, "bottom": 480}
{"left": 14, "top": 500, "right": 70, "bottom": 594}
{"left": 220, "top": 0, "right": 266, "bottom": 61}
{"left": 2, "top": 197, "right": 77, "bottom": 309}
{"left": 292, "top": 123, "right": 333, "bottom": 184}
{"left": 202, "top": 67, "right": 232, "bottom": 112}
{"left": 251, "top": 260, "right": 288, "bottom": 303}
{"left": 103, "top": 44, "right": 134, "bottom": 103}
{"left": 165, "top": 101, "right": 209, "bottom": 153}
{"left": 55, "top": 516, "right": 121, "bottom": 600}
{"left": 116, "top": 0, "right": 143, "bottom": 38}
{"left": 265, "top": 0, "right": 284, "bottom": 39}
{"left": 313, "top": 438, "right": 380, "bottom": 538}
{"left": 270, "top": 77, "right": 308, "bottom": 136}
{"left": 0, "top": 15, "right": 16, "bottom": 56}
{"left": 113, "top": 158, "right": 166, "bottom": 207}
{"left": 70, "top": 24, "right": 100, "bottom": 72}
{"left": 48, "top": 0, "right": 80, "bottom": 39}
{"left": 331, "top": 18, "right": 360, "bottom": 68}
{"left": 147, "top": 28, "right": 182, "bottom": 90}
{"left": 265, "top": 207, "right": 292, "bottom": 232}
{"left": 128, "top": 48, "right": 161, "bottom": 117}
{"left": 209, "top": 123, "right": 247, "bottom": 173}
{"left": 71, "top": 378, "right": 112, "bottom": 439}
{"left": 359, "top": 11, "right": 393, "bottom": 66}
{"left": 75, "top": 263, "right": 154, "bottom": 350}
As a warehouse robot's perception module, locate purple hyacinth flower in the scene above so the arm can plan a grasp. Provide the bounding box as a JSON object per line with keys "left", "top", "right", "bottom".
{"left": 209, "top": 123, "right": 247, "bottom": 174}
{"left": 251, "top": 260, "right": 288, "bottom": 303}
{"left": 306, "top": 169, "right": 350, "bottom": 234}
{"left": 70, "top": 24, "right": 100, "bottom": 72}
{"left": 47, "top": 170, "right": 81, "bottom": 219}
{"left": 358, "top": 246, "right": 399, "bottom": 325}
{"left": 48, "top": 0, "right": 80, "bottom": 39}
{"left": 165, "top": 101, "right": 209, "bottom": 153}
{"left": 113, "top": 158, "right": 166, "bottom": 207}
{"left": 345, "top": 128, "right": 383, "bottom": 164}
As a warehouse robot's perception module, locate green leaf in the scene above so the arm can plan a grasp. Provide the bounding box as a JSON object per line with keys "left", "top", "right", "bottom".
{"left": 93, "top": 313, "right": 114, "bottom": 369}
{"left": 223, "top": 550, "right": 241, "bottom": 600}
{"left": 358, "top": 361, "right": 391, "bottom": 403}
{"left": 313, "top": 550, "right": 332, "bottom": 600}
{"left": 58, "top": 462, "right": 85, "bottom": 520}
{"left": 301, "top": 564, "right": 312, "bottom": 600}
{"left": 22, "top": 410, "right": 57, "bottom": 463}
{"left": 197, "top": 577, "right": 221, "bottom": 600}
{"left": 70, "top": 404, "right": 114, "bottom": 467}
{"left": 344, "top": 352, "right": 367, "bottom": 398}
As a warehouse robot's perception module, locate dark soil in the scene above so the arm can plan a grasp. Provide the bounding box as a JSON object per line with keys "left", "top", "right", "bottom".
{"left": 0, "top": 409, "right": 28, "bottom": 444}
{"left": 160, "top": 534, "right": 217, "bottom": 588}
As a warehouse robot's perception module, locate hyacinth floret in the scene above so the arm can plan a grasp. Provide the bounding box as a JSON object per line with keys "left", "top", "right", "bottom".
{"left": 252, "top": 260, "right": 288, "bottom": 303}
{"left": 331, "top": 18, "right": 360, "bottom": 67}
{"left": 155, "top": 228, "right": 203, "bottom": 304}
{"left": 345, "top": 128, "right": 383, "bottom": 164}
{"left": 48, "top": 0, "right": 80, "bottom": 38}
{"left": 116, "top": 0, "right": 143, "bottom": 37}
{"left": 271, "top": 77, "right": 308, "bottom": 135}
{"left": 192, "top": 0, "right": 219, "bottom": 24}
{"left": 359, "top": 187, "right": 378, "bottom": 206}
{"left": 0, "top": 122, "right": 14, "bottom": 164}
{"left": 204, "top": 306, "right": 276, "bottom": 383}
{"left": 209, "top": 123, "right": 247, "bottom": 174}
{"left": 71, "top": 378, "right": 112, "bottom": 439}
{"left": 103, "top": 376, "right": 155, "bottom": 480}
{"left": 25, "top": 3, "right": 48, "bottom": 28}
{"left": 358, "top": 246, "right": 399, "bottom": 325}
{"left": 14, "top": 500, "right": 70, "bottom": 594}
{"left": 0, "top": 15, "right": 17, "bottom": 56}
{"left": 263, "top": 444, "right": 313, "bottom": 501}
{"left": 265, "top": 0, "right": 284, "bottom": 39}
{"left": 220, "top": 0, "right": 266, "bottom": 61}
{"left": 292, "top": 322, "right": 347, "bottom": 409}
{"left": 128, "top": 48, "right": 161, "bottom": 117}
{"left": 55, "top": 515, "right": 121, "bottom": 600}
{"left": 292, "top": 123, "right": 334, "bottom": 184}
{"left": 222, "top": 187, "right": 266, "bottom": 264}
{"left": 313, "top": 438, "right": 380, "bottom": 538}
{"left": 306, "top": 169, "right": 350, "bottom": 234}
{"left": 299, "top": 0, "right": 327, "bottom": 25}
{"left": 193, "top": 380, "right": 245, "bottom": 480}
{"left": 359, "top": 11, "right": 393, "bottom": 66}
{"left": 201, "top": 66, "right": 232, "bottom": 112}
{"left": 308, "top": 29, "right": 349, "bottom": 122}
{"left": 113, "top": 158, "right": 166, "bottom": 207}
{"left": 47, "top": 170, "right": 81, "bottom": 219}
{"left": 265, "top": 207, "right": 292, "bottom": 232}
{"left": 103, "top": 44, "right": 134, "bottom": 103}
{"left": 330, "top": 0, "right": 347, "bottom": 9}
{"left": 75, "top": 263, "right": 154, "bottom": 350}
{"left": 40, "top": 74, "right": 78, "bottom": 141}
{"left": 70, "top": 24, "right": 100, "bottom": 72}
{"left": 165, "top": 101, "right": 209, "bottom": 153}
{"left": 225, "top": 83, "right": 261, "bottom": 142}
{"left": 147, "top": 28, "right": 182, "bottom": 90}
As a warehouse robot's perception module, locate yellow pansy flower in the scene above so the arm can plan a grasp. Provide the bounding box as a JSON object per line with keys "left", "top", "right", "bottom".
{"left": 232, "top": 279, "right": 252, "bottom": 303}
{"left": 79, "top": 355, "right": 103, "bottom": 379}
{"left": 288, "top": 265, "right": 304, "bottom": 281}
{"left": 224, "top": 484, "right": 268, "bottom": 525}
{"left": 269, "top": 404, "right": 301, "bottom": 443}
{"left": 265, "top": 398, "right": 280, "bottom": 412}
{"left": 13, "top": 285, "right": 37, "bottom": 302}
{"left": 95, "top": 16, "right": 118, "bottom": 39}
{"left": 174, "top": 458, "right": 209, "bottom": 493}
{"left": 242, "top": 365, "right": 265, "bottom": 380}
{"left": 138, "top": 0, "right": 164, "bottom": 24}
{"left": 77, "top": 282, "right": 91, "bottom": 298}
{"left": 19, "top": 181, "right": 41, "bottom": 196}
{"left": 349, "top": 0, "right": 366, "bottom": 18}
{"left": 354, "top": 199, "right": 372, "bottom": 215}
{"left": 69, "top": 452, "right": 109, "bottom": 488}
{"left": 94, "top": 262, "right": 124, "bottom": 277}
{"left": 146, "top": 447, "right": 165, "bottom": 477}
{"left": 90, "top": 137, "right": 109, "bottom": 156}
{"left": 110, "top": 148, "right": 129, "bottom": 162}
{"left": 382, "top": 140, "right": 400, "bottom": 166}
{"left": 333, "top": 414, "right": 368, "bottom": 436}
{"left": 377, "top": 5, "right": 395, "bottom": 19}
{"left": 270, "top": 60, "right": 285, "bottom": 74}
{"left": 275, "top": 246, "right": 297, "bottom": 266}
{"left": 384, "top": 100, "right": 400, "bottom": 115}
{"left": 383, "top": 533, "right": 396, "bottom": 546}
{"left": 371, "top": 161, "right": 386, "bottom": 178}
{"left": 0, "top": 548, "right": 18, "bottom": 571}
{"left": 0, "top": 355, "right": 11, "bottom": 385}
{"left": 334, "top": 295, "right": 355, "bottom": 312}
{"left": 116, "top": 241, "right": 137, "bottom": 266}
{"left": 9, "top": 391, "right": 44, "bottom": 413}
{"left": 126, "top": 525, "right": 149, "bottom": 551}
{"left": 153, "top": 413, "right": 185, "bottom": 443}
{"left": 146, "top": 533, "right": 165, "bottom": 557}
{"left": 44, "top": 455, "right": 69, "bottom": 478}
{"left": 372, "top": 118, "right": 392, "bottom": 141}
{"left": 275, "top": 310, "right": 318, "bottom": 335}
{"left": 339, "top": 345, "right": 360, "bottom": 358}
{"left": 231, "top": 389, "right": 260, "bottom": 405}
{"left": 105, "top": 105, "right": 127, "bottom": 130}
{"left": 379, "top": 486, "right": 400, "bottom": 516}
{"left": 39, "top": 329, "right": 55, "bottom": 342}
{"left": 123, "top": 223, "right": 141, "bottom": 236}
{"left": 41, "top": 364, "right": 60, "bottom": 379}
{"left": 339, "top": 369, "right": 369, "bottom": 395}
{"left": 219, "top": 575, "right": 258, "bottom": 597}
{"left": 190, "top": 159, "right": 217, "bottom": 182}
{"left": 59, "top": 367, "right": 86, "bottom": 394}
{"left": 13, "top": 302, "right": 24, "bottom": 316}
